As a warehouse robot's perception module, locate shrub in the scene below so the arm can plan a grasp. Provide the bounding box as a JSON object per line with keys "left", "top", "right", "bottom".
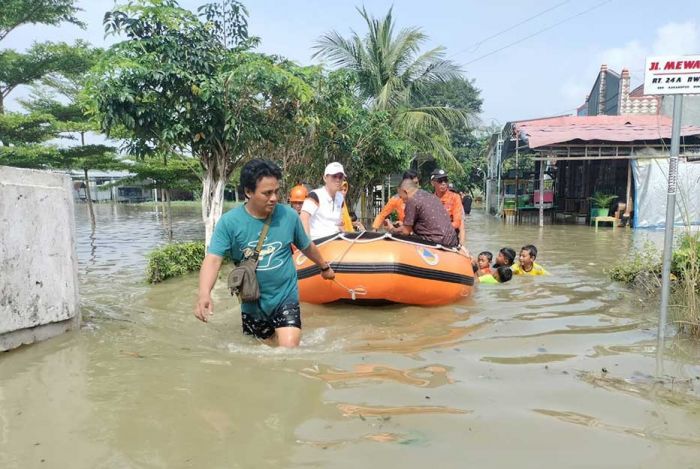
{"left": 671, "top": 232, "right": 700, "bottom": 335}
{"left": 146, "top": 241, "right": 206, "bottom": 283}
{"left": 671, "top": 232, "right": 700, "bottom": 281}
{"left": 607, "top": 241, "right": 661, "bottom": 284}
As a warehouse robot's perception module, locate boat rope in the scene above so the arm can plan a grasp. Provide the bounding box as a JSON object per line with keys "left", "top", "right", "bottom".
{"left": 330, "top": 230, "right": 369, "bottom": 300}
{"left": 333, "top": 230, "right": 367, "bottom": 264}
{"left": 331, "top": 278, "right": 367, "bottom": 301}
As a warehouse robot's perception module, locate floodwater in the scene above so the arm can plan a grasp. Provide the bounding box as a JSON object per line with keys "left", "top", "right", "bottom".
{"left": 2, "top": 203, "right": 700, "bottom": 468}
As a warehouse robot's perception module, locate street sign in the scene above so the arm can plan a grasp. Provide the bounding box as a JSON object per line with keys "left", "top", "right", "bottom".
{"left": 644, "top": 55, "right": 700, "bottom": 95}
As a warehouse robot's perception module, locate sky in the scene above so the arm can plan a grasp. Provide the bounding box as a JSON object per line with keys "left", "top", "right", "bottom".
{"left": 4, "top": 0, "right": 700, "bottom": 125}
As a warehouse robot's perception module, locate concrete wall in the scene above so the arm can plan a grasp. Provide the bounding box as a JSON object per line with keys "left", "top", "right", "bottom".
{"left": 660, "top": 95, "right": 700, "bottom": 127}
{"left": 0, "top": 166, "right": 80, "bottom": 351}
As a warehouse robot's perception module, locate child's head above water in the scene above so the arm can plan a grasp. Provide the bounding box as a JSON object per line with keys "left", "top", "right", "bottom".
{"left": 519, "top": 244, "right": 538, "bottom": 269}
{"left": 494, "top": 247, "right": 516, "bottom": 267}
{"left": 494, "top": 265, "right": 513, "bottom": 283}
{"left": 477, "top": 251, "right": 493, "bottom": 270}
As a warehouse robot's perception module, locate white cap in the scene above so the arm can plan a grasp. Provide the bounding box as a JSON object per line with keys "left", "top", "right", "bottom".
{"left": 324, "top": 162, "right": 346, "bottom": 176}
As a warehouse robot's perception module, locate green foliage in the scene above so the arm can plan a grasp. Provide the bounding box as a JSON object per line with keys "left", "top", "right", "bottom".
{"left": 0, "top": 0, "right": 84, "bottom": 42}
{"left": 274, "top": 69, "right": 410, "bottom": 207}
{"left": 671, "top": 232, "right": 700, "bottom": 336}
{"left": 146, "top": 241, "right": 206, "bottom": 283}
{"left": 0, "top": 112, "right": 58, "bottom": 145}
{"left": 0, "top": 144, "right": 60, "bottom": 169}
{"left": 589, "top": 192, "right": 617, "bottom": 209}
{"left": 0, "top": 41, "right": 95, "bottom": 113}
{"left": 88, "top": 0, "right": 315, "bottom": 238}
{"left": 608, "top": 241, "right": 661, "bottom": 284}
{"left": 89, "top": 0, "right": 308, "bottom": 172}
{"left": 313, "top": 7, "right": 471, "bottom": 170}
{"left": 411, "top": 77, "right": 483, "bottom": 114}
{"left": 671, "top": 232, "right": 700, "bottom": 281}
{"left": 128, "top": 155, "right": 202, "bottom": 192}
{"left": 59, "top": 144, "right": 123, "bottom": 172}
{"left": 411, "top": 78, "right": 484, "bottom": 192}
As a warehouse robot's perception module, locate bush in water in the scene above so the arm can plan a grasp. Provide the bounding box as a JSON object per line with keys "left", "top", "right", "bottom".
{"left": 146, "top": 241, "right": 206, "bottom": 283}
{"left": 671, "top": 233, "right": 700, "bottom": 336}
{"left": 607, "top": 241, "right": 661, "bottom": 284}
{"left": 608, "top": 234, "right": 700, "bottom": 337}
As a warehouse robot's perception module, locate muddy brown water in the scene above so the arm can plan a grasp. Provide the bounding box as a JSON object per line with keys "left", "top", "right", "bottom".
{"left": 2, "top": 204, "right": 700, "bottom": 468}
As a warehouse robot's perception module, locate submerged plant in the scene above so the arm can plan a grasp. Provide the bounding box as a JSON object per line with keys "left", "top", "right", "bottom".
{"left": 671, "top": 232, "right": 700, "bottom": 335}
{"left": 146, "top": 241, "right": 206, "bottom": 283}
{"left": 607, "top": 241, "right": 661, "bottom": 284}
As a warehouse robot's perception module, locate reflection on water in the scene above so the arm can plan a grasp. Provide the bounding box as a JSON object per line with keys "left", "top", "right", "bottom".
{"left": 301, "top": 363, "right": 453, "bottom": 388}
{"left": 2, "top": 203, "right": 700, "bottom": 468}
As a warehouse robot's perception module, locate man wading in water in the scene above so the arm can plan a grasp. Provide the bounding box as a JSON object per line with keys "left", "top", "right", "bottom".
{"left": 194, "top": 159, "right": 335, "bottom": 347}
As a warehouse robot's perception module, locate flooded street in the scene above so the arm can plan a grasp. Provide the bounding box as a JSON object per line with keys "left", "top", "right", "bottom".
{"left": 2, "top": 204, "right": 700, "bottom": 468}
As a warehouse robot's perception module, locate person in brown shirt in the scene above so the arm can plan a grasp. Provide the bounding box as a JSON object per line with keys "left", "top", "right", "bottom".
{"left": 388, "top": 179, "right": 459, "bottom": 248}
{"left": 430, "top": 168, "right": 465, "bottom": 244}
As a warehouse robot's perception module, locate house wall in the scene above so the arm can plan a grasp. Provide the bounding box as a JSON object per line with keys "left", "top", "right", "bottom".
{"left": 585, "top": 66, "right": 621, "bottom": 116}
{"left": 554, "top": 159, "right": 630, "bottom": 217}
{"left": 0, "top": 166, "right": 80, "bottom": 351}
{"left": 660, "top": 95, "right": 700, "bottom": 126}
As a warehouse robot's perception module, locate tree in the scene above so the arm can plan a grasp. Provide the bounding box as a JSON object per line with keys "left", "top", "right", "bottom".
{"left": 280, "top": 69, "right": 411, "bottom": 217}
{"left": 17, "top": 42, "right": 115, "bottom": 228}
{"left": 0, "top": 41, "right": 94, "bottom": 114}
{"left": 0, "top": 111, "right": 61, "bottom": 167}
{"left": 1, "top": 0, "right": 85, "bottom": 114}
{"left": 313, "top": 7, "right": 472, "bottom": 170}
{"left": 411, "top": 78, "right": 485, "bottom": 194}
{"left": 128, "top": 154, "right": 202, "bottom": 239}
{"left": 59, "top": 144, "right": 124, "bottom": 228}
{"left": 88, "top": 0, "right": 311, "bottom": 245}
{"left": 0, "top": 0, "right": 84, "bottom": 43}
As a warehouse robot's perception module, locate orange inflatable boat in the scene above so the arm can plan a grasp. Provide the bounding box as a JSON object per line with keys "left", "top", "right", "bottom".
{"left": 295, "top": 232, "right": 474, "bottom": 306}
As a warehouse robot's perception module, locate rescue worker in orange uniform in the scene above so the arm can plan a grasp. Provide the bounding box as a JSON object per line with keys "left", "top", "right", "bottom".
{"left": 430, "top": 168, "right": 465, "bottom": 245}
{"left": 372, "top": 170, "right": 419, "bottom": 231}
{"left": 288, "top": 184, "right": 308, "bottom": 214}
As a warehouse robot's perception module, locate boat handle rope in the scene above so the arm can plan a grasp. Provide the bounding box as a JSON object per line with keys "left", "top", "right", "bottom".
{"left": 331, "top": 278, "right": 367, "bottom": 301}
{"left": 331, "top": 230, "right": 369, "bottom": 300}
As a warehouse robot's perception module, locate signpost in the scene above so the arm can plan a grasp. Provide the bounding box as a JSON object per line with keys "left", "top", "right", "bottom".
{"left": 644, "top": 55, "right": 700, "bottom": 95}
{"left": 644, "top": 55, "right": 694, "bottom": 371}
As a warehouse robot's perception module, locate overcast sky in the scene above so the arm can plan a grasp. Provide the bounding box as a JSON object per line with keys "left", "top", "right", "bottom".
{"left": 4, "top": 0, "right": 700, "bottom": 125}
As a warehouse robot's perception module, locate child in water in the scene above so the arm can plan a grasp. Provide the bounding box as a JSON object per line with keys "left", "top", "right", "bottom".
{"left": 479, "top": 266, "right": 513, "bottom": 284}
{"left": 512, "top": 244, "right": 548, "bottom": 275}
{"left": 475, "top": 251, "right": 493, "bottom": 277}
{"left": 493, "top": 247, "right": 516, "bottom": 268}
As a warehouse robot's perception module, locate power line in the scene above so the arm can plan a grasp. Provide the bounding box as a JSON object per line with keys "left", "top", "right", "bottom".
{"left": 459, "top": 0, "right": 613, "bottom": 68}
{"left": 450, "top": 0, "right": 572, "bottom": 58}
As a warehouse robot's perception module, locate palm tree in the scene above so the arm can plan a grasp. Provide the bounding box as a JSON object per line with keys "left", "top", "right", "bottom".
{"left": 313, "top": 6, "right": 472, "bottom": 168}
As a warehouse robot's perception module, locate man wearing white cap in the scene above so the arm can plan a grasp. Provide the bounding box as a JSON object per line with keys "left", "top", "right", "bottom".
{"left": 300, "top": 162, "right": 347, "bottom": 240}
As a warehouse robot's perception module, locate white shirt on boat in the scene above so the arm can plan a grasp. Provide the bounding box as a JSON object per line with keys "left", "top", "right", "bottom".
{"left": 301, "top": 187, "right": 344, "bottom": 240}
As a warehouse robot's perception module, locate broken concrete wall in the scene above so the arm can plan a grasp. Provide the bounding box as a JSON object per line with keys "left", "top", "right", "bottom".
{"left": 1, "top": 166, "right": 80, "bottom": 351}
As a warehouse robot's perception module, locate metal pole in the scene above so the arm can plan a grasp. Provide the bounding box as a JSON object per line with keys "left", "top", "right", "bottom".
{"left": 539, "top": 160, "right": 545, "bottom": 227}
{"left": 515, "top": 132, "right": 519, "bottom": 219}
{"left": 624, "top": 159, "right": 632, "bottom": 221}
{"left": 657, "top": 94, "right": 683, "bottom": 369}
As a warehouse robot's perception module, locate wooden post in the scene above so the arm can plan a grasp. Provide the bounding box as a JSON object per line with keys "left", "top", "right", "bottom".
{"left": 539, "top": 159, "right": 545, "bottom": 227}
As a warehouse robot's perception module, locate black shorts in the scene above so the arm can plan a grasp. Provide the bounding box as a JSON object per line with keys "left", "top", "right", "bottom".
{"left": 241, "top": 302, "right": 302, "bottom": 340}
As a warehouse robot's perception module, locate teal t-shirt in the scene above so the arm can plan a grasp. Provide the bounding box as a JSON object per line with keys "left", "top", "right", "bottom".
{"left": 208, "top": 204, "right": 311, "bottom": 318}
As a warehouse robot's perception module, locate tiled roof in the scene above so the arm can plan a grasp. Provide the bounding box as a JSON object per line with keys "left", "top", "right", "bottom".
{"left": 512, "top": 115, "right": 700, "bottom": 148}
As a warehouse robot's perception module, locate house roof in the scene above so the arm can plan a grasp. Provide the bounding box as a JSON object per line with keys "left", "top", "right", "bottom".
{"left": 511, "top": 115, "right": 700, "bottom": 148}
{"left": 629, "top": 84, "right": 647, "bottom": 97}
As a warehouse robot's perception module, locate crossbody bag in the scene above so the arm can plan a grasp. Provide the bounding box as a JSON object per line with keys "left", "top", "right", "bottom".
{"left": 227, "top": 213, "right": 272, "bottom": 303}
